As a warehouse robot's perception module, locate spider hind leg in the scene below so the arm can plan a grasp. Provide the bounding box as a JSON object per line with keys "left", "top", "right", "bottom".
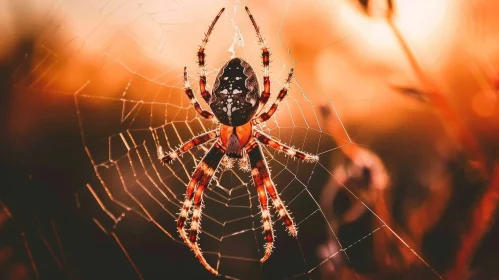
{"left": 184, "top": 67, "right": 216, "bottom": 121}
{"left": 245, "top": 6, "right": 271, "bottom": 112}
{"left": 198, "top": 8, "right": 225, "bottom": 103}
{"left": 252, "top": 67, "right": 294, "bottom": 125}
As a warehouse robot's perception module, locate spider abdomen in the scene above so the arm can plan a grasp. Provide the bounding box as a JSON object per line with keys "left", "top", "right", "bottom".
{"left": 220, "top": 123, "right": 252, "bottom": 158}
{"left": 210, "top": 58, "right": 259, "bottom": 126}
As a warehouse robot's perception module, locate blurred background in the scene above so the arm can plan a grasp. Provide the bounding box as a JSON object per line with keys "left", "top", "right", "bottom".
{"left": 1, "top": 0, "right": 499, "bottom": 279}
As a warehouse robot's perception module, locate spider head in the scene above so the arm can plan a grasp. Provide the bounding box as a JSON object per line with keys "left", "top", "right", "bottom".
{"left": 210, "top": 57, "right": 259, "bottom": 126}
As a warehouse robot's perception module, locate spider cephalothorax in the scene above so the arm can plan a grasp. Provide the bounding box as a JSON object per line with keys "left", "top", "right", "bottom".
{"left": 159, "top": 7, "right": 319, "bottom": 276}
{"left": 210, "top": 57, "right": 260, "bottom": 127}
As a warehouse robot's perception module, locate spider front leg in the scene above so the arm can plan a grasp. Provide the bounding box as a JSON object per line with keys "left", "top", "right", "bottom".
{"left": 177, "top": 141, "right": 225, "bottom": 276}
{"left": 160, "top": 129, "right": 219, "bottom": 164}
{"left": 187, "top": 142, "right": 225, "bottom": 244}
{"left": 253, "top": 171, "right": 274, "bottom": 263}
{"left": 253, "top": 129, "right": 319, "bottom": 162}
{"left": 252, "top": 67, "right": 294, "bottom": 125}
{"left": 177, "top": 166, "right": 203, "bottom": 240}
{"left": 184, "top": 67, "right": 216, "bottom": 121}
{"left": 245, "top": 6, "right": 271, "bottom": 112}
{"left": 198, "top": 8, "right": 225, "bottom": 103}
{"left": 246, "top": 141, "right": 297, "bottom": 262}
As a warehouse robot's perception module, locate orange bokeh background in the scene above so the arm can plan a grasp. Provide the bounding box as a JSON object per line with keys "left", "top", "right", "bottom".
{"left": 3, "top": 0, "right": 499, "bottom": 157}
{"left": 2, "top": 0, "right": 499, "bottom": 278}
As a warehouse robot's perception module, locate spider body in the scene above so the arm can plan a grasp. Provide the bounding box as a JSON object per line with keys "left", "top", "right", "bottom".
{"left": 159, "top": 7, "right": 319, "bottom": 276}
{"left": 220, "top": 122, "right": 252, "bottom": 158}
{"left": 210, "top": 57, "right": 260, "bottom": 127}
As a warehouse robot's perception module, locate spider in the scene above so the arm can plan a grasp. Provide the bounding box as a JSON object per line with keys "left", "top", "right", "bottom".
{"left": 159, "top": 7, "right": 319, "bottom": 276}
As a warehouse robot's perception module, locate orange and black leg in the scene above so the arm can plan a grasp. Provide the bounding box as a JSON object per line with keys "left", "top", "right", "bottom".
{"left": 160, "top": 129, "right": 219, "bottom": 164}
{"left": 188, "top": 142, "right": 225, "bottom": 244}
{"left": 177, "top": 141, "right": 225, "bottom": 275}
{"left": 184, "top": 67, "right": 215, "bottom": 120}
{"left": 248, "top": 140, "right": 274, "bottom": 262}
{"left": 197, "top": 8, "right": 225, "bottom": 103}
{"left": 245, "top": 6, "right": 271, "bottom": 112}
{"left": 252, "top": 68, "right": 294, "bottom": 124}
{"left": 253, "top": 129, "right": 319, "bottom": 162}
{"left": 246, "top": 141, "right": 298, "bottom": 262}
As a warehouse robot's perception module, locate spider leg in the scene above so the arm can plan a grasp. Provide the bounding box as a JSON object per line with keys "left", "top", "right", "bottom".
{"left": 160, "top": 129, "right": 219, "bottom": 164}
{"left": 188, "top": 141, "right": 225, "bottom": 244}
{"left": 177, "top": 141, "right": 224, "bottom": 276}
{"left": 198, "top": 8, "right": 225, "bottom": 103}
{"left": 253, "top": 129, "right": 319, "bottom": 162}
{"left": 246, "top": 141, "right": 298, "bottom": 262}
{"left": 245, "top": 6, "right": 271, "bottom": 112}
{"left": 247, "top": 142, "right": 298, "bottom": 236}
{"left": 246, "top": 141, "right": 275, "bottom": 262}
{"left": 177, "top": 166, "right": 203, "bottom": 243}
{"left": 184, "top": 67, "right": 216, "bottom": 121}
{"left": 252, "top": 67, "right": 293, "bottom": 125}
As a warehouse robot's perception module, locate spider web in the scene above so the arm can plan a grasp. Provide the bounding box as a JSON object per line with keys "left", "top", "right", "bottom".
{"left": 10, "top": 0, "right": 445, "bottom": 279}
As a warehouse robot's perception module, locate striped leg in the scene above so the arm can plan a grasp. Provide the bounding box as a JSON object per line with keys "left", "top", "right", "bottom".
{"left": 247, "top": 142, "right": 274, "bottom": 263}
{"left": 253, "top": 129, "right": 319, "bottom": 162}
{"left": 184, "top": 67, "right": 215, "bottom": 121}
{"left": 188, "top": 142, "right": 224, "bottom": 244}
{"left": 252, "top": 67, "right": 293, "bottom": 124}
{"left": 160, "top": 130, "right": 219, "bottom": 164}
{"left": 247, "top": 144, "right": 297, "bottom": 237}
{"left": 177, "top": 142, "right": 225, "bottom": 276}
{"left": 247, "top": 142, "right": 298, "bottom": 262}
{"left": 188, "top": 180, "right": 208, "bottom": 244}
{"left": 177, "top": 167, "right": 203, "bottom": 244}
{"left": 245, "top": 6, "right": 271, "bottom": 112}
{"left": 198, "top": 8, "right": 225, "bottom": 103}
{"left": 253, "top": 170, "right": 273, "bottom": 263}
